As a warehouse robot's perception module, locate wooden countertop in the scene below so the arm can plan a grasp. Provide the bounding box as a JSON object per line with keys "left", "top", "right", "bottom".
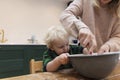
{"left": 1, "top": 60, "right": 120, "bottom": 80}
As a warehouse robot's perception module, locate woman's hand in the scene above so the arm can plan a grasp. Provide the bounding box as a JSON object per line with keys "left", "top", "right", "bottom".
{"left": 98, "top": 44, "right": 110, "bottom": 54}
{"left": 78, "top": 28, "right": 97, "bottom": 54}
{"left": 57, "top": 53, "right": 69, "bottom": 65}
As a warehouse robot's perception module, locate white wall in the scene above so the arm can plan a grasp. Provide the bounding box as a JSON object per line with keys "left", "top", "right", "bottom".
{"left": 0, "top": 0, "right": 71, "bottom": 44}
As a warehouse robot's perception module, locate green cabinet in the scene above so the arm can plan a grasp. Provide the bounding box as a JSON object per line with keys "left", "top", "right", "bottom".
{"left": 0, "top": 45, "right": 47, "bottom": 78}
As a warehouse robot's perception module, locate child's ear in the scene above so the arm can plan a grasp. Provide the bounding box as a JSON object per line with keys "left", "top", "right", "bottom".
{"left": 50, "top": 46, "right": 54, "bottom": 51}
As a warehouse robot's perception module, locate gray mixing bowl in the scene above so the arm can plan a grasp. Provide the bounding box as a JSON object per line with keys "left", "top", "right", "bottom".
{"left": 68, "top": 52, "right": 120, "bottom": 79}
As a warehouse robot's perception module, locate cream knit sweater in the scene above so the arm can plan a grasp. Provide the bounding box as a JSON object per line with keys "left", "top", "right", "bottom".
{"left": 60, "top": 0, "right": 120, "bottom": 52}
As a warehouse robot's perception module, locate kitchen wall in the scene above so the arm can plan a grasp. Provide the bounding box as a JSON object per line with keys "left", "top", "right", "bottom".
{"left": 0, "top": 0, "right": 72, "bottom": 44}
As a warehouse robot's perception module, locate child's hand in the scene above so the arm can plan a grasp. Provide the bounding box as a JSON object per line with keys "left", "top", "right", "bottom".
{"left": 57, "top": 53, "right": 69, "bottom": 65}
{"left": 83, "top": 48, "right": 89, "bottom": 54}
{"left": 46, "top": 53, "right": 69, "bottom": 72}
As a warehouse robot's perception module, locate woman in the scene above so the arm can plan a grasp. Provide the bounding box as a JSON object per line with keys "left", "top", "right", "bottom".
{"left": 60, "top": 0, "right": 120, "bottom": 54}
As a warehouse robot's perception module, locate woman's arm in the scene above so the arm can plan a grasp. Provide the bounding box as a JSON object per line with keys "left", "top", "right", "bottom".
{"left": 60, "top": 0, "right": 93, "bottom": 38}
{"left": 60, "top": 0, "right": 97, "bottom": 53}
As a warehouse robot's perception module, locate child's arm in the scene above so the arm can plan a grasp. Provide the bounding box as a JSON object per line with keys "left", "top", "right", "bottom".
{"left": 46, "top": 53, "right": 69, "bottom": 72}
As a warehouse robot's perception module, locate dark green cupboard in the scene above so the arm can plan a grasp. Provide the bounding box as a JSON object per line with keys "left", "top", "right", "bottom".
{"left": 0, "top": 45, "right": 47, "bottom": 78}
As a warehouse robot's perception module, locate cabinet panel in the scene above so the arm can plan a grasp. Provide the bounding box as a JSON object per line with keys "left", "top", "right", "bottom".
{"left": 0, "top": 45, "right": 47, "bottom": 78}
{"left": 0, "top": 59, "right": 25, "bottom": 78}
{"left": 0, "top": 45, "right": 27, "bottom": 78}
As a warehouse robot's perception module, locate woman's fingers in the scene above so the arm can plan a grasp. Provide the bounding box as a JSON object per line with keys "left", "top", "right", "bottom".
{"left": 89, "top": 42, "right": 97, "bottom": 54}
{"left": 79, "top": 28, "right": 91, "bottom": 47}
{"left": 98, "top": 44, "right": 110, "bottom": 54}
{"left": 83, "top": 35, "right": 91, "bottom": 47}
{"left": 79, "top": 33, "right": 87, "bottom": 47}
{"left": 78, "top": 28, "right": 97, "bottom": 53}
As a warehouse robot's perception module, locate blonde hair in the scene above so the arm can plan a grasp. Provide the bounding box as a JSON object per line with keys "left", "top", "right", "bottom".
{"left": 44, "top": 26, "right": 69, "bottom": 48}
{"left": 93, "top": 0, "right": 120, "bottom": 17}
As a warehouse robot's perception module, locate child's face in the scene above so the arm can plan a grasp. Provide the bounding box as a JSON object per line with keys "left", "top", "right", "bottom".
{"left": 51, "top": 39, "right": 70, "bottom": 55}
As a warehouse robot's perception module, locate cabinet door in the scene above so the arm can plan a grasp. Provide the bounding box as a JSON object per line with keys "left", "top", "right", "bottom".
{"left": 0, "top": 45, "right": 27, "bottom": 78}
{"left": 0, "top": 45, "right": 47, "bottom": 78}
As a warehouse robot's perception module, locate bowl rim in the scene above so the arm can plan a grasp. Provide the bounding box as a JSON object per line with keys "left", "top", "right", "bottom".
{"left": 68, "top": 51, "right": 120, "bottom": 58}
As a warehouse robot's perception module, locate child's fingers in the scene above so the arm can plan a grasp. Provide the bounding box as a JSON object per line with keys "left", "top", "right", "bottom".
{"left": 83, "top": 48, "right": 89, "bottom": 54}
